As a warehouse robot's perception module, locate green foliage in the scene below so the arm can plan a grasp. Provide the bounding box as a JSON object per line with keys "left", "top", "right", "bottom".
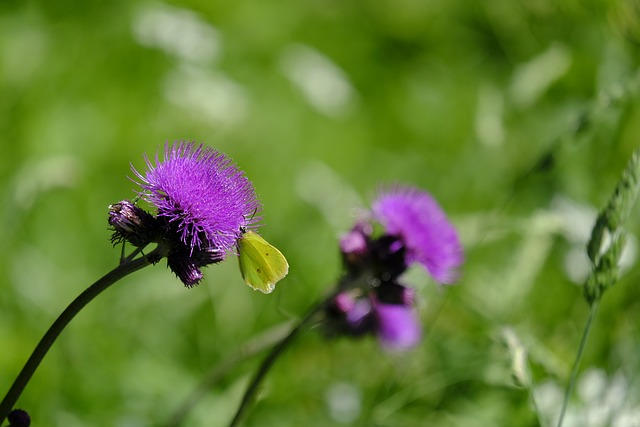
{"left": 1, "top": 0, "right": 640, "bottom": 426}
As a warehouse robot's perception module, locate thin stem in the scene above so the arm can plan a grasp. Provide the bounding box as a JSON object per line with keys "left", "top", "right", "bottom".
{"left": 163, "top": 322, "right": 292, "bottom": 427}
{"left": 525, "top": 361, "right": 546, "bottom": 427}
{"left": 227, "top": 294, "right": 335, "bottom": 427}
{"left": 123, "top": 246, "right": 146, "bottom": 264}
{"left": 555, "top": 300, "right": 600, "bottom": 427}
{"left": 0, "top": 248, "right": 161, "bottom": 424}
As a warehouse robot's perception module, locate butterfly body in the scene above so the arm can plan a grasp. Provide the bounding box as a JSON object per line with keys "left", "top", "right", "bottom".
{"left": 238, "top": 230, "right": 289, "bottom": 293}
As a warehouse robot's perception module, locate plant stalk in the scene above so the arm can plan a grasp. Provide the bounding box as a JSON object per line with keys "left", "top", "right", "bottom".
{"left": 0, "top": 249, "right": 159, "bottom": 423}
{"left": 555, "top": 300, "right": 600, "bottom": 427}
{"left": 227, "top": 295, "right": 335, "bottom": 427}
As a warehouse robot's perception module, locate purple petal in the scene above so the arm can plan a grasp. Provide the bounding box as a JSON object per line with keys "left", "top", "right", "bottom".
{"left": 372, "top": 186, "right": 463, "bottom": 284}
{"left": 339, "top": 222, "right": 372, "bottom": 256}
{"left": 333, "top": 292, "right": 373, "bottom": 329}
{"left": 345, "top": 298, "right": 373, "bottom": 328}
{"left": 333, "top": 292, "right": 356, "bottom": 313}
{"left": 132, "top": 141, "right": 261, "bottom": 254}
{"left": 374, "top": 301, "right": 422, "bottom": 351}
{"left": 340, "top": 230, "right": 368, "bottom": 256}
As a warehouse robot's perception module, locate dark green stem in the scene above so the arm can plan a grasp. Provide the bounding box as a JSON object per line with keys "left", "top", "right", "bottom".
{"left": 0, "top": 248, "right": 161, "bottom": 424}
{"left": 163, "top": 322, "right": 292, "bottom": 427}
{"left": 227, "top": 294, "right": 334, "bottom": 427}
{"left": 555, "top": 300, "right": 600, "bottom": 427}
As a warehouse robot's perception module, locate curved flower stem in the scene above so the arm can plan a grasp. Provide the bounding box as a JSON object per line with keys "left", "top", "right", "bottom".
{"left": 555, "top": 300, "right": 600, "bottom": 427}
{"left": 123, "top": 246, "right": 145, "bottom": 263}
{"left": 0, "top": 248, "right": 163, "bottom": 424}
{"left": 164, "top": 322, "right": 293, "bottom": 427}
{"left": 227, "top": 294, "right": 336, "bottom": 427}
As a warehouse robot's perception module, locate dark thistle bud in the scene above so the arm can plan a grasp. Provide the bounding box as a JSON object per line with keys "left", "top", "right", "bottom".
{"left": 166, "top": 253, "right": 204, "bottom": 287}
{"left": 369, "top": 235, "right": 408, "bottom": 281}
{"left": 375, "top": 280, "right": 413, "bottom": 305}
{"left": 326, "top": 291, "right": 375, "bottom": 338}
{"left": 8, "top": 409, "right": 31, "bottom": 427}
{"left": 108, "top": 200, "right": 158, "bottom": 247}
{"left": 340, "top": 222, "right": 372, "bottom": 270}
{"left": 324, "top": 281, "right": 421, "bottom": 350}
{"left": 166, "top": 245, "right": 225, "bottom": 287}
{"left": 339, "top": 223, "right": 407, "bottom": 281}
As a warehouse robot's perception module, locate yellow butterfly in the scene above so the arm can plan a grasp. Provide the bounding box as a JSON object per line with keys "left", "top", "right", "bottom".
{"left": 237, "top": 230, "right": 289, "bottom": 293}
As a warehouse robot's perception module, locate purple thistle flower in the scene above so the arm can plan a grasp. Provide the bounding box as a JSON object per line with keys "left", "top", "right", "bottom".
{"left": 132, "top": 141, "right": 262, "bottom": 254}
{"left": 129, "top": 141, "right": 261, "bottom": 286}
{"left": 326, "top": 184, "right": 463, "bottom": 350}
{"left": 372, "top": 185, "right": 463, "bottom": 284}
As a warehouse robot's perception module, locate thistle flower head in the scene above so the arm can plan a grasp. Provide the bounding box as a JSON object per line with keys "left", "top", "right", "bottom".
{"left": 326, "top": 184, "right": 462, "bottom": 351}
{"left": 133, "top": 142, "right": 262, "bottom": 253}
{"left": 123, "top": 141, "right": 262, "bottom": 287}
{"left": 372, "top": 185, "right": 463, "bottom": 284}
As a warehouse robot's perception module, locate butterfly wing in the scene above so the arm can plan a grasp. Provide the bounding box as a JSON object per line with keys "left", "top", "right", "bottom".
{"left": 238, "top": 231, "right": 289, "bottom": 294}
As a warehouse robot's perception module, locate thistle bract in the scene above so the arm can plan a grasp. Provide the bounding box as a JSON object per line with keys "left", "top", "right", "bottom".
{"left": 108, "top": 200, "right": 158, "bottom": 247}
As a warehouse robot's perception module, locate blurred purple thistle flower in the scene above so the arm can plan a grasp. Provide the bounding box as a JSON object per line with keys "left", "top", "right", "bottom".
{"left": 326, "top": 184, "right": 462, "bottom": 351}
{"left": 372, "top": 185, "right": 463, "bottom": 284}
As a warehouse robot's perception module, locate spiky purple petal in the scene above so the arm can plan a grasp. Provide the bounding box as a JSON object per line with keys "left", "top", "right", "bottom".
{"left": 132, "top": 141, "right": 261, "bottom": 255}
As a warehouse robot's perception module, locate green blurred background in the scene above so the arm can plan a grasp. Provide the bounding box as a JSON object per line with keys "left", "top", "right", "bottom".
{"left": 2, "top": 0, "right": 640, "bottom": 426}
